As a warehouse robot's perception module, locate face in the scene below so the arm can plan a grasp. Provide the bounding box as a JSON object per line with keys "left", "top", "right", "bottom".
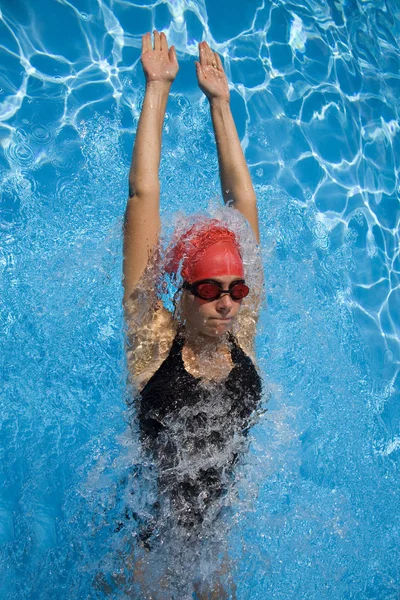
{"left": 180, "top": 275, "right": 244, "bottom": 338}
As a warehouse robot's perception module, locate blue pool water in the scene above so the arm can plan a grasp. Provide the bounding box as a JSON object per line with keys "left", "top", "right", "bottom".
{"left": 1, "top": 0, "right": 399, "bottom": 598}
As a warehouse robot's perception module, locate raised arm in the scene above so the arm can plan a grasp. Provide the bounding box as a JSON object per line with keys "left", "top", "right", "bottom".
{"left": 195, "top": 42, "right": 259, "bottom": 243}
{"left": 123, "top": 32, "right": 178, "bottom": 304}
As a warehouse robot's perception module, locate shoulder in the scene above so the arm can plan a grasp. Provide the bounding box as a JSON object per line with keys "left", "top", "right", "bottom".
{"left": 125, "top": 296, "right": 177, "bottom": 391}
{"left": 232, "top": 303, "right": 260, "bottom": 363}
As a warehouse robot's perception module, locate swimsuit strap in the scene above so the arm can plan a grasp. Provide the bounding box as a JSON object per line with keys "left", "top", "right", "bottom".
{"left": 166, "top": 327, "right": 192, "bottom": 377}
{"left": 227, "top": 331, "right": 242, "bottom": 364}
{"left": 227, "top": 331, "right": 237, "bottom": 346}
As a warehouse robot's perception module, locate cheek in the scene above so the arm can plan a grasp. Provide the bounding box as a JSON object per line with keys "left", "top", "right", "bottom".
{"left": 232, "top": 300, "right": 243, "bottom": 316}
{"left": 181, "top": 294, "right": 209, "bottom": 322}
{"left": 191, "top": 298, "right": 213, "bottom": 321}
{"left": 194, "top": 297, "right": 212, "bottom": 308}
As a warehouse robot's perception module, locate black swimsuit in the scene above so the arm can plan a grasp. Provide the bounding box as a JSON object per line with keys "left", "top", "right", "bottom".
{"left": 137, "top": 330, "right": 262, "bottom": 537}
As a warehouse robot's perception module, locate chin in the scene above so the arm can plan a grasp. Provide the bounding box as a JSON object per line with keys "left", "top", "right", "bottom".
{"left": 204, "top": 321, "right": 231, "bottom": 337}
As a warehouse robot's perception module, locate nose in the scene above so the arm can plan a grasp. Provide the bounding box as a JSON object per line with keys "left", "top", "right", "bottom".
{"left": 216, "top": 292, "right": 233, "bottom": 312}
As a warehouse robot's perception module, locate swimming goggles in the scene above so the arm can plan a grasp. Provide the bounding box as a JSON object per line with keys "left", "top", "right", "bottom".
{"left": 182, "top": 279, "right": 249, "bottom": 301}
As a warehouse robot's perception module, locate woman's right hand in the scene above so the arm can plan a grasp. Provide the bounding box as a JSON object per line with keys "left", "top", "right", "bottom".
{"left": 141, "top": 31, "right": 178, "bottom": 85}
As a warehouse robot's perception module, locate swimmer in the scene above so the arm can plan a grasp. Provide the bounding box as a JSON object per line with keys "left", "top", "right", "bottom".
{"left": 123, "top": 31, "right": 262, "bottom": 600}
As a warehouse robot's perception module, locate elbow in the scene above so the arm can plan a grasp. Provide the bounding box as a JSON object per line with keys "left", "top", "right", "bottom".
{"left": 231, "top": 193, "right": 257, "bottom": 212}
{"left": 128, "top": 180, "right": 160, "bottom": 201}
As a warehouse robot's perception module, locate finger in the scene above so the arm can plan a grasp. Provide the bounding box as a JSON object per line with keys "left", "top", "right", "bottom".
{"left": 198, "top": 42, "right": 204, "bottom": 64}
{"left": 199, "top": 42, "right": 207, "bottom": 66}
{"left": 142, "top": 32, "right": 151, "bottom": 53}
{"left": 169, "top": 45, "right": 177, "bottom": 64}
{"left": 160, "top": 31, "right": 168, "bottom": 52}
{"left": 201, "top": 41, "right": 211, "bottom": 65}
{"left": 153, "top": 30, "right": 160, "bottom": 51}
{"left": 214, "top": 52, "right": 224, "bottom": 71}
{"left": 205, "top": 42, "right": 214, "bottom": 66}
{"left": 195, "top": 61, "right": 204, "bottom": 84}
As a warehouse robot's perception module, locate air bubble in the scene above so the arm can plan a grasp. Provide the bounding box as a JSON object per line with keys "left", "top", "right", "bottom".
{"left": 313, "top": 221, "right": 328, "bottom": 239}
{"left": 31, "top": 124, "right": 52, "bottom": 144}
{"left": 384, "top": 350, "right": 394, "bottom": 366}
{"left": 17, "top": 174, "right": 36, "bottom": 198}
{"left": 177, "top": 95, "right": 190, "bottom": 110}
{"left": 56, "top": 177, "right": 75, "bottom": 205}
{"left": 51, "top": 140, "right": 81, "bottom": 171}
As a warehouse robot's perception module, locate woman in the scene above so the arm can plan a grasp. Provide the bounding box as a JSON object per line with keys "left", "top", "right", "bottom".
{"left": 123, "top": 31, "right": 263, "bottom": 600}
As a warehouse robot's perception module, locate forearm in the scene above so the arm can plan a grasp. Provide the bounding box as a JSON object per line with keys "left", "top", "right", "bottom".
{"left": 210, "top": 99, "right": 256, "bottom": 204}
{"left": 128, "top": 81, "right": 171, "bottom": 198}
{"left": 210, "top": 98, "right": 259, "bottom": 241}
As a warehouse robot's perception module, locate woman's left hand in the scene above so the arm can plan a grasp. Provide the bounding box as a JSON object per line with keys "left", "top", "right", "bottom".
{"left": 195, "top": 41, "right": 230, "bottom": 103}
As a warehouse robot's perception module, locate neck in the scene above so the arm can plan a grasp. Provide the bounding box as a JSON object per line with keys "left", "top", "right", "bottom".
{"left": 181, "top": 322, "right": 229, "bottom": 354}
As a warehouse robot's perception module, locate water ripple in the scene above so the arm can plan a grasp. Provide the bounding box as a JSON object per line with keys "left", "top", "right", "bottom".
{"left": 5, "top": 140, "right": 35, "bottom": 168}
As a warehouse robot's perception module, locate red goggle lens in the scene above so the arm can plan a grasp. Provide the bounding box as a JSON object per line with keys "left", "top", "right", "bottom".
{"left": 195, "top": 282, "right": 222, "bottom": 299}
{"left": 229, "top": 283, "right": 249, "bottom": 300}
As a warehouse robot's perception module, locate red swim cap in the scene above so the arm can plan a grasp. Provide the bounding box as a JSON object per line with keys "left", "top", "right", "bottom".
{"left": 166, "top": 221, "right": 244, "bottom": 283}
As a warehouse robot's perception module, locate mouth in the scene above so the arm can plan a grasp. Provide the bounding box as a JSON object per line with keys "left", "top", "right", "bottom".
{"left": 210, "top": 317, "right": 232, "bottom": 323}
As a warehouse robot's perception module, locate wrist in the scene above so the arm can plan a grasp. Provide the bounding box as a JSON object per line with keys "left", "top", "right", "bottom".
{"left": 145, "top": 80, "right": 172, "bottom": 92}
{"left": 209, "top": 97, "right": 231, "bottom": 110}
